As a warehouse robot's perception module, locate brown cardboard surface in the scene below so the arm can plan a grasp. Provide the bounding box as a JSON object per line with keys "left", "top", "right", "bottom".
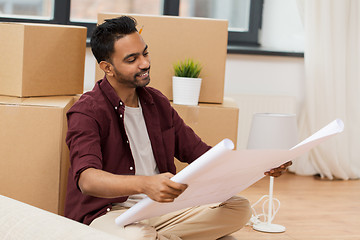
{"left": 172, "top": 97, "right": 239, "bottom": 172}
{"left": 96, "top": 13, "right": 228, "bottom": 103}
{"left": 0, "top": 23, "right": 87, "bottom": 97}
{"left": 0, "top": 96, "right": 74, "bottom": 215}
{"left": 0, "top": 24, "right": 24, "bottom": 95}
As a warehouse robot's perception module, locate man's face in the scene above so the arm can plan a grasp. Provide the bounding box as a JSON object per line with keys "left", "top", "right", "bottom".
{"left": 109, "top": 32, "right": 151, "bottom": 88}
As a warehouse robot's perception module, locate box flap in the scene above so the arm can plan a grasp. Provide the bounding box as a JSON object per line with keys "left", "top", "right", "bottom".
{"left": 0, "top": 96, "right": 74, "bottom": 108}
{"left": 197, "top": 97, "right": 238, "bottom": 109}
{"left": 171, "top": 97, "right": 238, "bottom": 109}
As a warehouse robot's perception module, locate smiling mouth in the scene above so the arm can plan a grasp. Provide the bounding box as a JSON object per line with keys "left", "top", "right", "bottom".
{"left": 137, "top": 71, "right": 149, "bottom": 78}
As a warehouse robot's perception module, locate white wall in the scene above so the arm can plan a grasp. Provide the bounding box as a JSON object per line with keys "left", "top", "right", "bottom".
{"left": 84, "top": 48, "right": 96, "bottom": 92}
{"left": 224, "top": 0, "right": 305, "bottom": 114}
{"left": 225, "top": 54, "right": 305, "bottom": 114}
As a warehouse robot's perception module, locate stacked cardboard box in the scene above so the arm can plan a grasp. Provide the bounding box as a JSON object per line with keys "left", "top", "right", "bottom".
{"left": 0, "top": 23, "right": 86, "bottom": 97}
{"left": 96, "top": 14, "right": 239, "bottom": 172}
{"left": 0, "top": 23, "right": 87, "bottom": 215}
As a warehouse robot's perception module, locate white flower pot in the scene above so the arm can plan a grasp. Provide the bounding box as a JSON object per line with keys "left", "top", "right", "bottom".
{"left": 172, "top": 76, "right": 202, "bottom": 106}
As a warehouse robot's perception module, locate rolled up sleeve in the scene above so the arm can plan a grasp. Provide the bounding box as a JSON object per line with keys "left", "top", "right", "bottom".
{"left": 66, "top": 111, "right": 103, "bottom": 188}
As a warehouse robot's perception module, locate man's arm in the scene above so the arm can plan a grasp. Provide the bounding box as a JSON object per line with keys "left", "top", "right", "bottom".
{"left": 79, "top": 168, "right": 188, "bottom": 203}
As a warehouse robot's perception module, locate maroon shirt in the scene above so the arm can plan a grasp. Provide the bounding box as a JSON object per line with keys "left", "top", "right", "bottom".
{"left": 64, "top": 77, "right": 211, "bottom": 225}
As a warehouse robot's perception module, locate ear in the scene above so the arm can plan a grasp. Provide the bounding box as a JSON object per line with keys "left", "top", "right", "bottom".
{"left": 99, "top": 61, "right": 114, "bottom": 77}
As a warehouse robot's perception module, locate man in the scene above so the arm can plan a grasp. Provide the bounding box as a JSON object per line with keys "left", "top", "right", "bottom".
{"left": 65, "top": 16, "right": 291, "bottom": 239}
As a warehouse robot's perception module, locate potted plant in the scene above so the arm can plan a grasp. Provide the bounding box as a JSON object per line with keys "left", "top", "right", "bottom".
{"left": 172, "top": 58, "right": 202, "bottom": 106}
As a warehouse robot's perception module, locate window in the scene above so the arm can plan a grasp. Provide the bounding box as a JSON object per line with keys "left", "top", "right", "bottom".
{"left": 70, "top": 0, "right": 162, "bottom": 22}
{"left": 0, "top": 0, "right": 263, "bottom": 48}
{"left": 167, "top": 0, "right": 264, "bottom": 47}
{"left": 180, "top": 0, "right": 251, "bottom": 31}
{"left": 0, "top": 0, "right": 54, "bottom": 20}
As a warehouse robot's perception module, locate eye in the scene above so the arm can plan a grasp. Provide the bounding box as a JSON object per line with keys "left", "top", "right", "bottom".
{"left": 126, "top": 57, "right": 136, "bottom": 63}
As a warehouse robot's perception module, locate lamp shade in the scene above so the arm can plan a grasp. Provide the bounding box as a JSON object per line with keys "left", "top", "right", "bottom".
{"left": 247, "top": 113, "right": 298, "bottom": 150}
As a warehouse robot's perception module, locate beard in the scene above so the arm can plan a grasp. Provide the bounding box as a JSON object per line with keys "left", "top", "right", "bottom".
{"left": 113, "top": 66, "right": 151, "bottom": 88}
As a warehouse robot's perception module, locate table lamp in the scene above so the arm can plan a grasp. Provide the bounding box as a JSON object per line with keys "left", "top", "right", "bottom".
{"left": 247, "top": 113, "right": 298, "bottom": 233}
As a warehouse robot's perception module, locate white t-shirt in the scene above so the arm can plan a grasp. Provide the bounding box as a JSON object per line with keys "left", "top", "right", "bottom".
{"left": 116, "top": 101, "right": 160, "bottom": 208}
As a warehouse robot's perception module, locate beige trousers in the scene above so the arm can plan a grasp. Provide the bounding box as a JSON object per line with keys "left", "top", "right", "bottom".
{"left": 90, "top": 196, "right": 251, "bottom": 240}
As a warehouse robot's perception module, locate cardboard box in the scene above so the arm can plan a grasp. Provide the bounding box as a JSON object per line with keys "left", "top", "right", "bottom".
{"left": 0, "top": 96, "right": 75, "bottom": 215}
{"left": 96, "top": 13, "right": 228, "bottom": 103}
{"left": 0, "top": 23, "right": 87, "bottom": 97}
{"left": 172, "top": 98, "right": 239, "bottom": 171}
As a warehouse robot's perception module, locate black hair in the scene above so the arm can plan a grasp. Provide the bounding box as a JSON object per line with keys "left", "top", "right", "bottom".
{"left": 90, "top": 16, "right": 138, "bottom": 63}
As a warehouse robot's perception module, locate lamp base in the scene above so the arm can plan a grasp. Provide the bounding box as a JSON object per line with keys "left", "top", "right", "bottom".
{"left": 253, "top": 222, "right": 286, "bottom": 233}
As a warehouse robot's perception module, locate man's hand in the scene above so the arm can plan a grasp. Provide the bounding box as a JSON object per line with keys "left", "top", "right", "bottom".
{"left": 264, "top": 161, "right": 292, "bottom": 177}
{"left": 142, "top": 173, "right": 188, "bottom": 203}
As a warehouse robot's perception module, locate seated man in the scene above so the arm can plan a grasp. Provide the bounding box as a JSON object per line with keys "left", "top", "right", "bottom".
{"left": 64, "top": 16, "right": 290, "bottom": 240}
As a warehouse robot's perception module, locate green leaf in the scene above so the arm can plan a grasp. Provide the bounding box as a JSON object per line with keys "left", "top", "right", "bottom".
{"left": 173, "top": 58, "right": 202, "bottom": 78}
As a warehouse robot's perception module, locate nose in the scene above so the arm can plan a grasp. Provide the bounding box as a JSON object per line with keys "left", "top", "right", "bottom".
{"left": 139, "top": 55, "right": 150, "bottom": 70}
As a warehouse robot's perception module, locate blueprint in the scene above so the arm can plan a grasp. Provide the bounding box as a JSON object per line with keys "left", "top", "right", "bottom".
{"left": 115, "top": 119, "right": 344, "bottom": 227}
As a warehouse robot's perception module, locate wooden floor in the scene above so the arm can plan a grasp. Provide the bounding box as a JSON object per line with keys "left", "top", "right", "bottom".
{"left": 229, "top": 172, "right": 360, "bottom": 240}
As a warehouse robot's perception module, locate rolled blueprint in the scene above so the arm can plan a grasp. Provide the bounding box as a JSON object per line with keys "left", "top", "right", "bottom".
{"left": 115, "top": 119, "right": 344, "bottom": 227}
{"left": 115, "top": 138, "right": 234, "bottom": 226}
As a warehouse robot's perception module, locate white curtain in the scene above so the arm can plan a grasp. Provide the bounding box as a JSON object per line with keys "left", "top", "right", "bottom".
{"left": 290, "top": 0, "right": 360, "bottom": 180}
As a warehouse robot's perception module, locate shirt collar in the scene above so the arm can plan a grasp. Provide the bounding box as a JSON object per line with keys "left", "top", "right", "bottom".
{"left": 137, "top": 86, "right": 154, "bottom": 105}
{"left": 98, "top": 76, "right": 122, "bottom": 108}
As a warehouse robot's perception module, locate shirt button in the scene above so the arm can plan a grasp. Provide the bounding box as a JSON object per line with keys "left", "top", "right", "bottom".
{"left": 119, "top": 102, "right": 123, "bottom": 106}
{"left": 120, "top": 114, "right": 123, "bottom": 118}
{"left": 126, "top": 140, "right": 129, "bottom": 144}
{"left": 130, "top": 167, "right": 134, "bottom": 170}
{"left": 107, "top": 208, "right": 110, "bottom": 212}
{"left": 115, "top": 106, "right": 118, "bottom": 110}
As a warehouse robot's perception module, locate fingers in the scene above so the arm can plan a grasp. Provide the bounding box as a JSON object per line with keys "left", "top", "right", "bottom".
{"left": 264, "top": 169, "right": 287, "bottom": 177}
{"left": 162, "top": 172, "right": 174, "bottom": 179}
{"left": 264, "top": 161, "right": 292, "bottom": 177}
{"left": 166, "top": 178, "right": 188, "bottom": 192}
{"left": 155, "top": 186, "right": 187, "bottom": 203}
{"left": 159, "top": 178, "right": 188, "bottom": 202}
{"left": 283, "top": 161, "right": 293, "bottom": 168}
{"left": 145, "top": 173, "right": 188, "bottom": 203}
{"left": 159, "top": 172, "right": 188, "bottom": 193}
{"left": 156, "top": 187, "right": 184, "bottom": 202}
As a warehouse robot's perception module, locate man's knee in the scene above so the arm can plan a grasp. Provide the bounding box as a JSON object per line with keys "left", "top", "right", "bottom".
{"left": 220, "top": 196, "right": 252, "bottom": 228}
